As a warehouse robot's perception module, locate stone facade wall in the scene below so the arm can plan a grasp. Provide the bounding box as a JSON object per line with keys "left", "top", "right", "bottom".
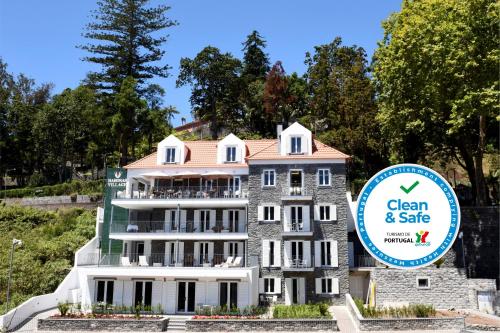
{"left": 467, "top": 279, "right": 497, "bottom": 310}
{"left": 370, "top": 268, "right": 469, "bottom": 309}
{"left": 186, "top": 319, "right": 338, "bottom": 332}
{"left": 37, "top": 317, "right": 168, "bottom": 332}
{"left": 247, "top": 162, "right": 349, "bottom": 305}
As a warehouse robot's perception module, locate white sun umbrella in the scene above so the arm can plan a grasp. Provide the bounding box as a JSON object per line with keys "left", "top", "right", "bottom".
{"left": 140, "top": 170, "right": 173, "bottom": 177}
{"left": 201, "top": 170, "right": 231, "bottom": 176}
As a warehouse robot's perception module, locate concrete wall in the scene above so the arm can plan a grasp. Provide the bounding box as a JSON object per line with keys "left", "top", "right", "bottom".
{"left": 247, "top": 162, "right": 349, "bottom": 305}
{"left": 370, "top": 268, "right": 469, "bottom": 309}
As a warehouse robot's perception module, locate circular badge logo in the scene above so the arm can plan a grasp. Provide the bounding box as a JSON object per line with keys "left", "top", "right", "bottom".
{"left": 356, "top": 164, "right": 460, "bottom": 269}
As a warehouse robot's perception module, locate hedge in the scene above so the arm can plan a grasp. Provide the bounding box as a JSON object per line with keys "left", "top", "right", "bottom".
{"left": 0, "top": 180, "right": 104, "bottom": 199}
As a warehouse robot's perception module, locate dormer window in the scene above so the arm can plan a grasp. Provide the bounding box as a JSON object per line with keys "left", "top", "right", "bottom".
{"left": 291, "top": 136, "right": 302, "bottom": 154}
{"left": 165, "top": 147, "right": 176, "bottom": 163}
{"left": 226, "top": 146, "right": 237, "bottom": 162}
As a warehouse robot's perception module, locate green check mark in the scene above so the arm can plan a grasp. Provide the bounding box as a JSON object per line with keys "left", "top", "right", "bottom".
{"left": 400, "top": 180, "right": 420, "bottom": 194}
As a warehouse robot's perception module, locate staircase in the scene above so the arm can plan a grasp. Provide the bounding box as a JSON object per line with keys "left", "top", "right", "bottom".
{"left": 167, "top": 316, "right": 189, "bottom": 332}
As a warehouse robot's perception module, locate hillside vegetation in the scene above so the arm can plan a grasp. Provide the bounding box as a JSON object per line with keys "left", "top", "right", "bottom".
{"left": 0, "top": 206, "right": 95, "bottom": 313}
{"left": 0, "top": 180, "right": 104, "bottom": 199}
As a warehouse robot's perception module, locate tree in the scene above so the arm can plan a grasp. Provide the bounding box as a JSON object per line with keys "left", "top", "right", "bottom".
{"left": 304, "top": 37, "right": 387, "bottom": 185}
{"left": 80, "top": 0, "right": 177, "bottom": 94}
{"left": 177, "top": 46, "right": 242, "bottom": 139}
{"left": 34, "top": 86, "right": 104, "bottom": 182}
{"left": 113, "top": 77, "right": 146, "bottom": 165}
{"left": 373, "top": 0, "right": 499, "bottom": 205}
{"left": 242, "top": 30, "right": 270, "bottom": 81}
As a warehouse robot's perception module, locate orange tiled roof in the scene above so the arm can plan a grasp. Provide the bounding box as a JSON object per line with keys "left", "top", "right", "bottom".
{"left": 124, "top": 138, "right": 348, "bottom": 169}
{"left": 247, "top": 139, "right": 350, "bottom": 160}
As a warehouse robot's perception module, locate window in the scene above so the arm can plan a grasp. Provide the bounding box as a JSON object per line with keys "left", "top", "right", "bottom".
{"left": 263, "top": 278, "right": 275, "bottom": 293}
{"left": 165, "top": 147, "right": 176, "bottom": 163}
{"left": 264, "top": 206, "right": 275, "bottom": 221}
{"left": 318, "top": 169, "right": 331, "bottom": 186}
{"left": 228, "top": 242, "right": 239, "bottom": 258}
{"left": 321, "top": 278, "right": 333, "bottom": 294}
{"left": 219, "top": 282, "right": 238, "bottom": 309}
{"left": 200, "top": 210, "right": 210, "bottom": 232}
{"left": 319, "top": 205, "right": 331, "bottom": 221}
{"left": 96, "top": 280, "right": 114, "bottom": 304}
{"left": 291, "top": 136, "right": 302, "bottom": 154}
{"left": 290, "top": 206, "right": 303, "bottom": 231}
{"left": 263, "top": 170, "right": 276, "bottom": 187}
{"left": 134, "top": 281, "right": 152, "bottom": 306}
{"left": 228, "top": 210, "right": 239, "bottom": 232}
{"left": 417, "top": 277, "right": 430, "bottom": 289}
{"left": 320, "top": 241, "right": 332, "bottom": 266}
{"left": 226, "top": 146, "right": 237, "bottom": 162}
{"left": 269, "top": 241, "right": 275, "bottom": 266}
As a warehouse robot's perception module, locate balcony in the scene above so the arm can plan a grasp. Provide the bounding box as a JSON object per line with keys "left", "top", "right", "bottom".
{"left": 350, "top": 255, "right": 377, "bottom": 268}
{"left": 281, "top": 188, "right": 313, "bottom": 201}
{"left": 282, "top": 222, "right": 313, "bottom": 237}
{"left": 282, "top": 257, "right": 314, "bottom": 272}
{"left": 109, "top": 220, "right": 248, "bottom": 241}
{"left": 79, "top": 253, "right": 260, "bottom": 269}
{"left": 111, "top": 186, "right": 249, "bottom": 209}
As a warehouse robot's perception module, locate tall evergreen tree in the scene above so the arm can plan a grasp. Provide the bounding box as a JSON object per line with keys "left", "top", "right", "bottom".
{"left": 242, "top": 30, "right": 270, "bottom": 80}
{"left": 177, "top": 46, "right": 242, "bottom": 139}
{"left": 79, "top": 0, "right": 176, "bottom": 94}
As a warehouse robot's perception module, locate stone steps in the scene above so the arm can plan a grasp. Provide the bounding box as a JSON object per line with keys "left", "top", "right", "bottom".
{"left": 168, "top": 318, "right": 187, "bottom": 332}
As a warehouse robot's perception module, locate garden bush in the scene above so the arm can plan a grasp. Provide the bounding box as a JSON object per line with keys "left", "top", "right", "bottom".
{"left": 0, "top": 180, "right": 104, "bottom": 199}
{"left": 273, "top": 303, "right": 332, "bottom": 319}
{"left": 353, "top": 298, "right": 436, "bottom": 318}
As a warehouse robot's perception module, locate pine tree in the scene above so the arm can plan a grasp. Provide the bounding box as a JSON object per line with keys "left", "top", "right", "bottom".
{"left": 242, "top": 31, "right": 270, "bottom": 80}
{"left": 79, "top": 0, "right": 177, "bottom": 94}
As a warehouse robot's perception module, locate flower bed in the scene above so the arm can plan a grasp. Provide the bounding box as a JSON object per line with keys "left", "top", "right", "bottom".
{"left": 193, "top": 315, "right": 259, "bottom": 320}
{"left": 273, "top": 303, "right": 332, "bottom": 319}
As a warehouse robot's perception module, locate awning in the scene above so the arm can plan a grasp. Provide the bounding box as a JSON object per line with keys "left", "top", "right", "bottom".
{"left": 202, "top": 171, "right": 231, "bottom": 177}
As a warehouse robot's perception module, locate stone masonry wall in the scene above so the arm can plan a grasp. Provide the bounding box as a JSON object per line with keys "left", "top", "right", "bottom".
{"left": 371, "top": 267, "right": 469, "bottom": 309}
{"left": 247, "top": 162, "right": 349, "bottom": 305}
{"left": 186, "top": 319, "right": 338, "bottom": 332}
{"left": 38, "top": 318, "right": 168, "bottom": 332}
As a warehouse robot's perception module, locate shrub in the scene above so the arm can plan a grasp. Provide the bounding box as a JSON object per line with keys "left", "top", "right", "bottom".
{"left": 0, "top": 180, "right": 104, "bottom": 199}
{"left": 353, "top": 299, "right": 436, "bottom": 319}
{"left": 57, "top": 302, "right": 70, "bottom": 317}
{"left": 273, "top": 303, "right": 332, "bottom": 319}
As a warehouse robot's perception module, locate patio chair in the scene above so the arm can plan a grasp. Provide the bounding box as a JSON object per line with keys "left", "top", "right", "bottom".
{"left": 121, "top": 257, "right": 132, "bottom": 267}
{"left": 223, "top": 190, "right": 230, "bottom": 198}
{"left": 230, "top": 257, "right": 242, "bottom": 267}
{"left": 216, "top": 256, "right": 234, "bottom": 267}
{"left": 126, "top": 224, "right": 139, "bottom": 232}
{"left": 138, "top": 255, "right": 149, "bottom": 267}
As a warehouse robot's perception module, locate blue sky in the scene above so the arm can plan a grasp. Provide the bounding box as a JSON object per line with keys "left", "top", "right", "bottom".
{"left": 0, "top": 0, "right": 401, "bottom": 126}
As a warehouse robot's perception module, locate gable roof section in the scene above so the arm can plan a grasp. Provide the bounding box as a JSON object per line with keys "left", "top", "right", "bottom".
{"left": 124, "top": 138, "right": 348, "bottom": 169}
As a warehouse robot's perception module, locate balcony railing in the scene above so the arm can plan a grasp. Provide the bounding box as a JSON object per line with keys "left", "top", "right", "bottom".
{"left": 283, "top": 222, "right": 311, "bottom": 233}
{"left": 110, "top": 220, "right": 247, "bottom": 233}
{"left": 79, "top": 253, "right": 260, "bottom": 268}
{"left": 351, "top": 255, "right": 377, "bottom": 268}
{"left": 281, "top": 187, "right": 312, "bottom": 198}
{"left": 112, "top": 186, "right": 248, "bottom": 200}
{"left": 283, "top": 257, "right": 314, "bottom": 269}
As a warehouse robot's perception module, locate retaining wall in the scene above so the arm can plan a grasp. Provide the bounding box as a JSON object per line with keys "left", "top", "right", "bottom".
{"left": 38, "top": 317, "right": 168, "bottom": 332}
{"left": 186, "top": 318, "right": 338, "bottom": 332}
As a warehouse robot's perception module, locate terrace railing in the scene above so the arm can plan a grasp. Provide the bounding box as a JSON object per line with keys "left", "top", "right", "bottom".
{"left": 112, "top": 186, "right": 248, "bottom": 200}
{"left": 109, "top": 220, "right": 247, "bottom": 233}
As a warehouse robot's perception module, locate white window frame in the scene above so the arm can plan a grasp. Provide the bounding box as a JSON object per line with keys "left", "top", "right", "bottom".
{"left": 262, "top": 169, "right": 276, "bottom": 187}
{"left": 320, "top": 278, "right": 333, "bottom": 294}
{"left": 165, "top": 147, "right": 176, "bottom": 163}
{"left": 290, "top": 136, "right": 302, "bottom": 154}
{"left": 95, "top": 279, "right": 114, "bottom": 303}
{"left": 416, "top": 277, "right": 430, "bottom": 289}
{"left": 317, "top": 169, "right": 331, "bottom": 187}
{"left": 319, "top": 205, "right": 331, "bottom": 221}
{"left": 264, "top": 206, "right": 275, "bottom": 222}
{"left": 263, "top": 278, "right": 276, "bottom": 293}
{"left": 226, "top": 146, "right": 237, "bottom": 162}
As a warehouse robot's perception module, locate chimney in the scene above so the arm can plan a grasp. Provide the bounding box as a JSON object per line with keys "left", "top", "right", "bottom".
{"left": 277, "top": 124, "right": 283, "bottom": 153}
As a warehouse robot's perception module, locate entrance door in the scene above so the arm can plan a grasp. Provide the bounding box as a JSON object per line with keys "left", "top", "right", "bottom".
{"left": 177, "top": 281, "right": 196, "bottom": 313}
{"left": 134, "top": 281, "right": 152, "bottom": 307}
{"left": 289, "top": 170, "right": 303, "bottom": 195}
{"left": 133, "top": 242, "right": 145, "bottom": 263}
{"left": 219, "top": 282, "right": 238, "bottom": 310}
{"left": 285, "top": 278, "right": 305, "bottom": 305}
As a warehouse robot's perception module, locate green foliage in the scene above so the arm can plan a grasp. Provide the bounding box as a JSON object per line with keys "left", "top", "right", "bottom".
{"left": 354, "top": 299, "right": 436, "bottom": 318}
{"left": 0, "top": 180, "right": 103, "bottom": 199}
{"left": 273, "top": 303, "right": 332, "bottom": 319}
{"left": 195, "top": 305, "right": 267, "bottom": 317}
{"left": 0, "top": 206, "right": 95, "bottom": 314}
{"left": 177, "top": 47, "right": 243, "bottom": 139}
{"left": 57, "top": 302, "right": 70, "bottom": 317}
{"left": 373, "top": 0, "right": 499, "bottom": 205}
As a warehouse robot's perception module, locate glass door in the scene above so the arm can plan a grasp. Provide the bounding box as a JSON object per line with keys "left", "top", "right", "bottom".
{"left": 134, "top": 281, "right": 152, "bottom": 307}
{"left": 219, "top": 282, "right": 238, "bottom": 310}
{"left": 177, "top": 281, "right": 196, "bottom": 313}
